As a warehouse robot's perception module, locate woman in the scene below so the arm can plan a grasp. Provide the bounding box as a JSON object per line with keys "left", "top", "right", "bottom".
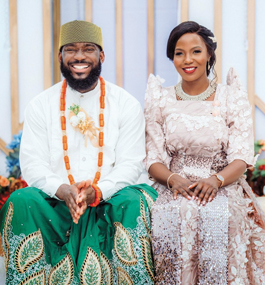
{"left": 144, "top": 21, "right": 265, "bottom": 284}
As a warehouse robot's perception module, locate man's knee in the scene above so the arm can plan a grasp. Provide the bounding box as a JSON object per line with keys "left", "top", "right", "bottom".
{"left": 112, "top": 186, "right": 142, "bottom": 204}
{"left": 8, "top": 187, "right": 43, "bottom": 207}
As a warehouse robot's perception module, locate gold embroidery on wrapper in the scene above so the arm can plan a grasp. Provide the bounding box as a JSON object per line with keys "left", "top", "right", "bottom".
{"left": 15, "top": 229, "right": 44, "bottom": 274}
{"left": 3, "top": 202, "right": 13, "bottom": 272}
{"left": 117, "top": 267, "right": 134, "bottom": 285}
{"left": 19, "top": 268, "right": 46, "bottom": 285}
{"left": 48, "top": 253, "right": 74, "bottom": 285}
{"left": 140, "top": 199, "right": 151, "bottom": 236}
{"left": 0, "top": 233, "right": 4, "bottom": 257}
{"left": 139, "top": 189, "right": 154, "bottom": 210}
{"left": 139, "top": 236, "right": 155, "bottom": 282}
{"left": 80, "top": 247, "right": 103, "bottom": 285}
{"left": 100, "top": 252, "right": 113, "bottom": 285}
{"left": 114, "top": 222, "right": 138, "bottom": 266}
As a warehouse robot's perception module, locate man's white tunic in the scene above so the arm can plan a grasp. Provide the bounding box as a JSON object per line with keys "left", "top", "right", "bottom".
{"left": 20, "top": 79, "right": 145, "bottom": 199}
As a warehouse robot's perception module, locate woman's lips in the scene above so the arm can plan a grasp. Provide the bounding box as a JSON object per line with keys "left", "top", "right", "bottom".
{"left": 183, "top": 67, "right": 197, "bottom": 74}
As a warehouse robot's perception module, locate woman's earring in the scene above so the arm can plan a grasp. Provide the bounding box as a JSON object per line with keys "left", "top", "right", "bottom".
{"left": 207, "top": 60, "right": 211, "bottom": 72}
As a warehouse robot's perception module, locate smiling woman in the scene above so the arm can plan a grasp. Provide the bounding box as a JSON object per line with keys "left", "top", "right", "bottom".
{"left": 174, "top": 34, "right": 209, "bottom": 81}
{"left": 144, "top": 21, "right": 265, "bottom": 284}
{"left": 167, "top": 22, "right": 217, "bottom": 99}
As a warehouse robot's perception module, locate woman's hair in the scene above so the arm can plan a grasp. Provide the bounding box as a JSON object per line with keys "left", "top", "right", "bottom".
{"left": 166, "top": 21, "right": 217, "bottom": 76}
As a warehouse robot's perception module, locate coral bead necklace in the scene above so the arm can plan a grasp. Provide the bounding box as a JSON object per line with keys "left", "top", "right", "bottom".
{"left": 60, "top": 77, "right": 105, "bottom": 207}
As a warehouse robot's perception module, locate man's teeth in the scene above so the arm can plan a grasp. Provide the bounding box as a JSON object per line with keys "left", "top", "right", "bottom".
{"left": 73, "top": 65, "right": 88, "bottom": 70}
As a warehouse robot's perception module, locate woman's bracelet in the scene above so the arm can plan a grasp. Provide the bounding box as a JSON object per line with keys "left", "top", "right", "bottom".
{"left": 211, "top": 174, "right": 224, "bottom": 188}
{"left": 167, "top": 173, "right": 178, "bottom": 189}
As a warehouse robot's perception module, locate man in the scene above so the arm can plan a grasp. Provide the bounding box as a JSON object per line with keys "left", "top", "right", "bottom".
{"left": 0, "top": 20, "right": 156, "bottom": 284}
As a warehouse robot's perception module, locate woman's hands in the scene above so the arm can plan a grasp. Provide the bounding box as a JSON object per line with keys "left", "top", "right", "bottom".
{"left": 169, "top": 174, "right": 221, "bottom": 206}
{"left": 188, "top": 176, "right": 220, "bottom": 206}
{"left": 168, "top": 173, "right": 193, "bottom": 200}
{"left": 150, "top": 160, "right": 247, "bottom": 206}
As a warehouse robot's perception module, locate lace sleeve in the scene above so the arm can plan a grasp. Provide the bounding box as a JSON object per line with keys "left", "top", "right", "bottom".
{"left": 144, "top": 74, "right": 171, "bottom": 171}
{"left": 226, "top": 67, "right": 255, "bottom": 167}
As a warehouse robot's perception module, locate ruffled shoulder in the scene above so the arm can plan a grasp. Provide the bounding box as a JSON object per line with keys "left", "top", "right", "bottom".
{"left": 221, "top": 67, "right": 248, "bottom": 105}
{"left": 224, "top": 68, "right": 254, "bottom": 167}
{"left": 144, "top": 74, "right": 167, "bottom": 113}
{"left": 144, "top": 75, "right": 171, "bottom": 170}
{"left": 144, "top": 74, "right": 168, "bottom": 123}
{"left": 147, "top": 73, "right": 165, "bottom": 87}
{"left": 145, "top": 74, "right": 164, "bottom": 98}
{"left": 226, "top": 67, "right": 247, "bottom": 93}
{"left": 225, "top": 67, "right": 250, "bottom": 112}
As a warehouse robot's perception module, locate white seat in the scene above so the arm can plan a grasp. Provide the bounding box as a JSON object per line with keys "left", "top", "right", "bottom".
{"left": 257, "top": 196, "right": 265, "bottom": 213}
{"left": 0, "top": 256, "right": 5, "bottom": 285}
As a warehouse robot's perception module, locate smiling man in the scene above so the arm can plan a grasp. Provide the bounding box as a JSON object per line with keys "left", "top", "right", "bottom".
{"left": 0, "top": 20, "right": 157, "bottom": 284}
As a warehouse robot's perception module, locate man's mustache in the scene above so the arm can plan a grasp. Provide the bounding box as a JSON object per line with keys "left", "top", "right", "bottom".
{"left": 68, "top": 60, "right": 91, "bottom": 65}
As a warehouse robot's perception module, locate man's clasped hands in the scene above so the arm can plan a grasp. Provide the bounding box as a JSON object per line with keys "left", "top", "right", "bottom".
{"left": 56, "top": 179, "right": 99, "bottom": 224}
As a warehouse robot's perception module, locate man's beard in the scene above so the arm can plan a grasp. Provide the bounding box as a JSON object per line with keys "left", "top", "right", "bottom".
{"left": 60, "top": 60, "right": 102, "bottom": 92}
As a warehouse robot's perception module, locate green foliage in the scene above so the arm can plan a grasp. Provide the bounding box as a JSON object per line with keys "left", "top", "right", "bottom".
{"left": 254, "top": 140, "right": 265, "bottom": 154}
{"left": 68, "top": 104, "right": 79, "bottom": 115}
{"left": 5, "top": 131, "right": 22, "bottom": 178}
{"left": 251, "top": 159, "right": 265, "bottom": 180}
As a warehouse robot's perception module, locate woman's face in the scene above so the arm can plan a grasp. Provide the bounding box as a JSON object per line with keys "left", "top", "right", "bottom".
{"left": 173, "top": 33, "right": 210, "bottom": 82}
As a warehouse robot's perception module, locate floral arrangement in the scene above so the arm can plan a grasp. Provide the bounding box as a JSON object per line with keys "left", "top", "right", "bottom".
{"left": 0, "top": 131, "right": 27, "bottom": 210}
{"left": 254, "top": 139, "right": 265, "bottom": 154}
{"left": 251, "top": 159, "right": 265, "bottom": 180}
{"left": 247, "top": 139, "right": 265, "bottom": 196}
{"left": 69, "top": 104, "right": 99, "bottom": 148}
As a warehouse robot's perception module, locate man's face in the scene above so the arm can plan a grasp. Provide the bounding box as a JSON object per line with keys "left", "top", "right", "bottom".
{"left": 58, "top": 42, "right": 105, "bottom": 92}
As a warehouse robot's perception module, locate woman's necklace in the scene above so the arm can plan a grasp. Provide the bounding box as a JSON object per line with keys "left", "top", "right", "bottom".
{"left": 60, "top": 77, "right": 105, "bottom": 207}
{"left": 175, "top": 80, "right": 217, "bottom": 101}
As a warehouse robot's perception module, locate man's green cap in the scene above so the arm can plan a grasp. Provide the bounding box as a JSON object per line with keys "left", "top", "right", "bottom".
{"left": 59, "top": 20, "right": 103, "bottom": 51}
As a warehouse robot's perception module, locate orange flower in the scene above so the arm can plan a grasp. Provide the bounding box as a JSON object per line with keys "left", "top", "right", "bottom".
{"left": 258, "top": 165, "right": 265, "bottom": 171}
{"left": 20, "top": 179, "right": 28, "bottom": 188}
{"left": 0, "top": 192, "right": 10, "bottom": 210}
{"left": 0, "top": 176, "right": 10, "bottom": 187}
{"left": 9, "top": 179, "right": 24, "bottom": 193}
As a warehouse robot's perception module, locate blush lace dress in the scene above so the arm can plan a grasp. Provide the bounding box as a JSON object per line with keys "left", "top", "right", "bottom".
{"left": 144, "top": 68, "right": 265, "bottom": 285}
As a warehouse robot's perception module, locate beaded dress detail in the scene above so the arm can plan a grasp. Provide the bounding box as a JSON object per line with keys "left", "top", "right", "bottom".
{"left": 144, "top": 68, "right": 265, "bottom": 284}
